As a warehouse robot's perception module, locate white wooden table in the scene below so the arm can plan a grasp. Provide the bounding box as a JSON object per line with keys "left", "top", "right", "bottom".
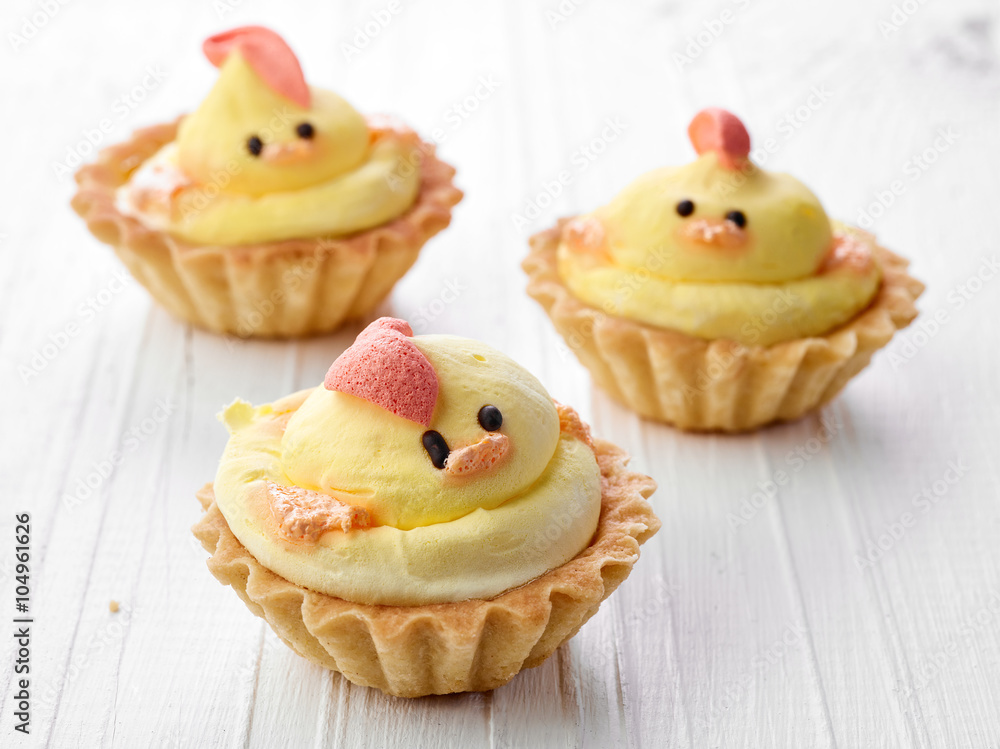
{"left": 2, "top": 0, "right": 999, "bottom": 746}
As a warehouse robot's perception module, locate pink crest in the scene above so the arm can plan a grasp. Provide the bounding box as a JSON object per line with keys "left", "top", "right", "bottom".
{"left": 688, "top": 108, "right": 751, "bottom": 170}
{"left": 203, "top": 26, "right": 310, "bottom": 108}
{"left": 324, "top": 318, "right": 438, "bottom": 426}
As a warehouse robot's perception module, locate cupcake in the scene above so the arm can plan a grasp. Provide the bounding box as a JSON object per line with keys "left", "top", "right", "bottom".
{"left": 192, "top": 318, "right": 659, "bottom": 697}
{"left": 524, "top": 108, "right": 924, "bottom": 432}
{"left": 72, "top": 27, "right": 462, "bottom": 338}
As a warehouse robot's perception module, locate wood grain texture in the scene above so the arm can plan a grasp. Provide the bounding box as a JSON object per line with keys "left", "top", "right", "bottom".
{"left": 0, "top": 0, "right": 998, "bottom": 746}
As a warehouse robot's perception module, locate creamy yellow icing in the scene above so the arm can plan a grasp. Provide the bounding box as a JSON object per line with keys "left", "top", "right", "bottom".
{"left": 212, "top": 336, "right": 602, "bottom": 606}
{"left": 117, "top": 51, "right": 420, "bottom": 245}
{"left": 557, "top": 149, "right": 882, "bottom": 346}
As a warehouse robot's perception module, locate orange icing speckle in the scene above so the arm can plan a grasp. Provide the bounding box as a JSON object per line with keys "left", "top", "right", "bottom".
{"left": 123, "top": 155, "right": 192, "bottom": 216}
{"left": 563, "top": 216, "right": 610, "bottom": 264}
{"left": 556, "top": 402, "right": 594, "bottom": 450}
{"left": 266, "top": 480, "right": 371, "bottom": 543}
{"left": 819, "top": 232, "right": 875, "bottom": 275}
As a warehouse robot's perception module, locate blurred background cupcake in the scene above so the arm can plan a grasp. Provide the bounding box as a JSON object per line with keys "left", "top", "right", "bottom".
{"left": 524, "top": 108, "right": 924, "bottom": 432}
{"left": 73, "top": 26, "right": 462, "bottom": 338}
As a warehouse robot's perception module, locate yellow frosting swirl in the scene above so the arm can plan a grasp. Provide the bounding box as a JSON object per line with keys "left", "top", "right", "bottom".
{"left": 212, "top": 336, "right": 602, "bottom": 606}
{"left": 117, "top": 51, "right": 420, "bottom": 245}
{"left": 557, "top": 150, "right": 882, "bottom": 345}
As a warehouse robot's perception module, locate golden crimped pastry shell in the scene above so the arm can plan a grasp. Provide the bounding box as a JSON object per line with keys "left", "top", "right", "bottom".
{"left": 192, "top": 437, "right": 659, "bottom": 698}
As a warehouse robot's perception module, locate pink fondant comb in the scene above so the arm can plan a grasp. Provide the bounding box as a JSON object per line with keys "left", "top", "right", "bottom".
{"left": 203, "top": 26, "right": 310, "bottom": 108}
{"left": 688, "top": 108, "right": 751, "bottom": 170}
{"left": 324, "top": 318, "right": 439, "bottom": 426}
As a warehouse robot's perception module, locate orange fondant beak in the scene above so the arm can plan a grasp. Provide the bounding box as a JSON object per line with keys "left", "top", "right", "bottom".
{"left": 678, "top": 217, "right": 748, "bottom": 250}
{"left": 444, "top": 433, "right": 509, "bottom": 477}
{"left": 261, "top": 139, "right": 315, "bottom": 164}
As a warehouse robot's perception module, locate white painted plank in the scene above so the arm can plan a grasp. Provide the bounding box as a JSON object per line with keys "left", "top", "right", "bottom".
{"left": 1, "top": 0, "right": 998, "bottom": 747}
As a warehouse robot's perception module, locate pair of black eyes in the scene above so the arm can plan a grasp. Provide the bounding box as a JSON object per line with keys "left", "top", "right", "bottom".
{"left": 246, "top": 122, "right": 315, "bottom": 157}
{"left": 676, "top": 199, "right": 747, "bottom": 229}
{"left": 422, "top": 405, "right": 504, "bottom": 470}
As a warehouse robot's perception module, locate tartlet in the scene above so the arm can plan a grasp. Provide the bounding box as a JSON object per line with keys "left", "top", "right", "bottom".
{"left": 73, "top": 27, "right": 462, "bottom": 338}
{"left": 524, "top": 108, "right": 923, "bottom": 432}
{"left": 193, "top": 318, "right": 660, "bottom": 697}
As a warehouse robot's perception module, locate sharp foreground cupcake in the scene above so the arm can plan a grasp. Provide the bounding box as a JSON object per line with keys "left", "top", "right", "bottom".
{"left": 193, "top": 318, "right": 660, "bottom": 697}
{"left": 524, "top": 107, "right": 924, "bottom": 432}
{"left": 73, "top": 26, "right": 462, "bottom": 338}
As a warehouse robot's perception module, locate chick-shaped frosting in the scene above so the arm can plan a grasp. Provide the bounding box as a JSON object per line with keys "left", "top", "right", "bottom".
{"left": 118, "top": 27, "right": 421, "bottom": 245}
{"left": 282, "top": 318, "right": 564, "bottom": 530}
{"left": 213, "top": 318, "right": 602, "bottom": 605}
{"left": 557, "top": 108, "right": 881, "bottom": 345}
{"left": 176, "top": 26, "right": 370, "bottom": 196}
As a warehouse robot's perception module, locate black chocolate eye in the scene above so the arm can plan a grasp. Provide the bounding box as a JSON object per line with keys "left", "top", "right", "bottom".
{"left": 296, "top": 122, "right": 315, "bottom": 139}
{"left": 477, "top": 405, "right": 503, "bottom": 432}
{"left": 676, "top": 199, "right": 695, "bottom": 217}
{"left": 246, "top": 135, "right": 263, "bottom": 157}
{"left": 725, "top": 210, "right": 747, "bottom": 228}
{"left": 422, "top": 430, "right": 450, "bottom": 469}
